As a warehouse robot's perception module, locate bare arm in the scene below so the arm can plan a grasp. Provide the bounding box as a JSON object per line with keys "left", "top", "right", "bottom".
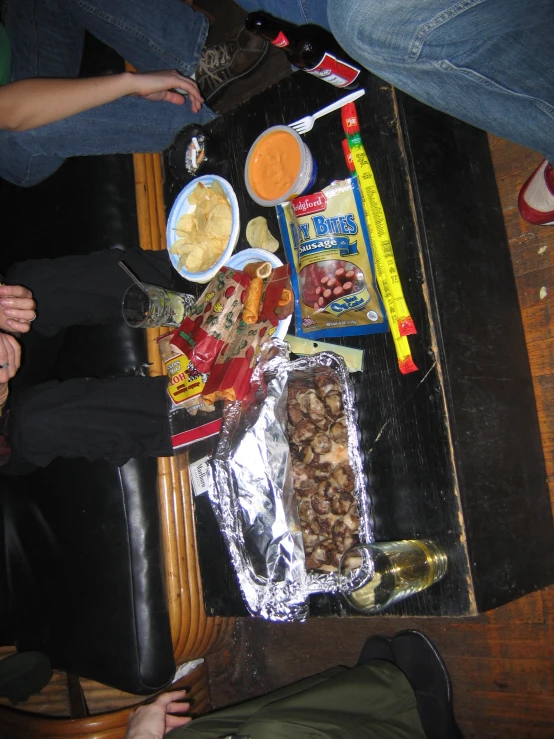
{"left": 0, "top": 70, "right": 204, "bottom": 132}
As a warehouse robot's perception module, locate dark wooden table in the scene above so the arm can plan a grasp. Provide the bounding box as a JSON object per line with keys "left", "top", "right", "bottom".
{"left": 164, "top": 70, "right": 554, "bottom": 618}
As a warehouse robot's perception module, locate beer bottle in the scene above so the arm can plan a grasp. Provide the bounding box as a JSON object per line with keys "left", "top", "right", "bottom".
{"left": 245, "top": 11, "right": 361, "bottom": 89}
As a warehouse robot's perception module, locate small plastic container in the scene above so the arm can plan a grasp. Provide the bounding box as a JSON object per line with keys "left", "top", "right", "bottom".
{"left": 245, "top": 125, "right": 317, "bottom": 207}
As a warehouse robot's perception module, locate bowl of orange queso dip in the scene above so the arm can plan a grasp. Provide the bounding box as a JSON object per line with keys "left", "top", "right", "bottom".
{"left": 245, "top": 125, "right": 317, "bottom": 207}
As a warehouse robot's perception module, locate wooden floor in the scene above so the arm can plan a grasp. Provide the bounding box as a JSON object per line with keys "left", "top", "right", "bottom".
{"left": 206, "top": 138, "right": 554, "bottom": 738}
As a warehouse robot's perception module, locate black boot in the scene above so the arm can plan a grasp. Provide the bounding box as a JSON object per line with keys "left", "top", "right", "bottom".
{"left": 357, "top": 634, "right": 395, "bottom": 665}
{"left": 391, "top": 630, "right": 463, "bottom": 739}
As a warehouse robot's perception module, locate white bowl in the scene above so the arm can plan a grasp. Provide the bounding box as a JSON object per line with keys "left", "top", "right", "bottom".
{"left": 166, "top": 175, "right": 240, "bottom": 284}
{"left": 225, "top": 248, "right": 292, "bottom": 340}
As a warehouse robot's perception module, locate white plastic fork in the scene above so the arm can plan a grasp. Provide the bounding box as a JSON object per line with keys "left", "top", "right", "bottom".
{"left": 288, "top": 88, "right": 366, "bottom": 135}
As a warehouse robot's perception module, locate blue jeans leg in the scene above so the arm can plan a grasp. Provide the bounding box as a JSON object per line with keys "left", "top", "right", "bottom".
{"left": 69, "top": 0, "right": 207, "bottom": 77}
{"left": 6, "top": 0, "right": 84, "bottom": 79}
{"left": 328, "top": 0, "right": 554, "bottom": 162}
{"left": 233, "top": 0, "right": 330, "bottom": 29}
{"left": 0, "top": 96, "right": 215, "bottom": 186}
{"left": 6, "top": 0, "right": 208, "bottom": 78}
{"left": 236, "top": 0, "right": 554, "bottom": 162}
{"left": 1, "top": 0, "right": 213, "bottom": 186}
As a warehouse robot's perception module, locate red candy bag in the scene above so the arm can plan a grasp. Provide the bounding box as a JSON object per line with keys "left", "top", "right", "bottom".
{"left": 171, "top": 265, "right": 292, "bottom": 405}
{"left": 170, "top": 267, "right": 250, "bottom": 373}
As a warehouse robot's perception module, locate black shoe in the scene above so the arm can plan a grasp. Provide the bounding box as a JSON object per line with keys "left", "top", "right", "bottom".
{"left": 391, "top": 631, "right": 463, "bottom": 739}
{"left": 357, "top": 635, "right": 394, "bottom": 665}
{"left": 0, "top": 652, "right": 52, "bottom": 704}
{"left": 196, "top": 28, "right": 269, "bottom": 105}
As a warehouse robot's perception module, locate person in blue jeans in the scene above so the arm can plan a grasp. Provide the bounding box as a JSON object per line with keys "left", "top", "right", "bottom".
{"left": 236, "top": 0, "right": 554, "bottom": 227}
{"left": 0, "top": 0, "right": 267, "bottom": 187}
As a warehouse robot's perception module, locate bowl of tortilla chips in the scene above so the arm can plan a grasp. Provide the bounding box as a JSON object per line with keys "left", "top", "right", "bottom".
{"left": 167, "top": 175, "right": 239, "bottom": 284}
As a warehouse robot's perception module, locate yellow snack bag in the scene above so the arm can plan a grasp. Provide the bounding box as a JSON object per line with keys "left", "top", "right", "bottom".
{"left": 157, "top": 334, "right": 208, "bottom": 409}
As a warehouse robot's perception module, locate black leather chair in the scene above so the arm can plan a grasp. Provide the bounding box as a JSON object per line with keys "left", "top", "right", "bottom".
{"left": 0, "top": 39, "right": 175, "bottom": 696}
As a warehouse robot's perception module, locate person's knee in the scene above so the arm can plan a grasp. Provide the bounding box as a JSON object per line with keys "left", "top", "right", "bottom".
{"left": 0, "top": 162, "right": 57, "bottom": 188}
{"left": 328, "top": 0, "right": 420, "bottom": 71}
{"left": 0, "top": 136, "right": 63, "bottom": 188}
{"left": 0, "top": 164, "right": 41, "bottom": 188}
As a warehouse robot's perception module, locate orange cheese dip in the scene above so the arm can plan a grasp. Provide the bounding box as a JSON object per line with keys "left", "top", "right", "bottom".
{"left": 249, "top": 130, "right": 301, "bottom": 201}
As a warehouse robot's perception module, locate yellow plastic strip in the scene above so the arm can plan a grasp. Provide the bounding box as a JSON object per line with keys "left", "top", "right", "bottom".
{"left": 351, "top": 148, "right": 417, "bottom": 373}
{"left": 341, "top": 104, "right": 417, "bottom": 374}
{"left": 347, "top": 136, "right": 415, "bottom": 337}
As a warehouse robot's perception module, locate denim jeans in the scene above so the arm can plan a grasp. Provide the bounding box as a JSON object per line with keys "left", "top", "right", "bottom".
{"left": 237, "top": 0, "right": 554, "bottom": 163}
{"left": 0, "top": 0, "right": 215, "bottom": 186}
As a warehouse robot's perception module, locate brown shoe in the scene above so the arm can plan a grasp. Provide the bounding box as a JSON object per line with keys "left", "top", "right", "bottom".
{"left": 197, "top": 28, "right": 269, "bottom": 105}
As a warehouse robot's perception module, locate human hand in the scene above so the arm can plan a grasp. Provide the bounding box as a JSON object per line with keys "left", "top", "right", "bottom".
{"left": 131, "top": 71, "right": 204, "bottom": 112}
{"left": 126, "top": 690, "right": 191, "bottom": 739}
{"left": 0, "top": 284, "right": 36, "bottom": 334}
{"left": 0, "top": 333, "right": 21, "bottom": 390}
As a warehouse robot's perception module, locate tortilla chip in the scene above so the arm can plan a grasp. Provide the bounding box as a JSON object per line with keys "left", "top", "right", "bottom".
{"left": 246, "top": 216, "right": 279, "bottom": 253}
{"left": 198, "top": 243, "right": 214, "bottom": 272}
{"left": 188, "top": 182, "right": 206, "bottom": 205}
{"left": 207, "top": 204, "right": 232, "bottom": 240}
{"left": 185, "top": 248, "right": 204, "bottom": 272}
{"left": 175, "top": 212, "right": 196, "bottom": 235}
{"left": 210, "top": 179, "right": 227, "bottom": 200}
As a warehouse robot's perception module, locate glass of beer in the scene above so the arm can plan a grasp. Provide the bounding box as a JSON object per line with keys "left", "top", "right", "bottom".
{"left": 122, "top": 283, "right": 195, "bottom": 328}
{"left": 338, "top": 539, "right": 448, "bottom": 613}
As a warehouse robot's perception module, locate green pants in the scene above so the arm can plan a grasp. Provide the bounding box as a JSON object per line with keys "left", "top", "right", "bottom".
{"left": 174, "top": 660, "right": 426, "bottom": 739}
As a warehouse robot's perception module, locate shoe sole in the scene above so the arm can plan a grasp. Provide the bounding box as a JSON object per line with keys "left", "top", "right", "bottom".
{"left": 204, "top": 42, "right": 270, "bottom": 105}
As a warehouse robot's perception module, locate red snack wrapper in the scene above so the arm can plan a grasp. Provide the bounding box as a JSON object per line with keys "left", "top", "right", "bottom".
{"left": 202, "top": 321, "right": 279, "bottom": 404}
{"left": 170, "top": 267, "right": 250, "bottom": 373}
{"left": 259, "top": 264, "right": 292, "bottom": 325}
{"left": 341, "top": 102, "right": 360, "bottom": 136}
{"left": 171, "top": 264, "right": 293, "bottom": 405}
{"left": 342, "top": 139, "right": 355, "bottom": 172}
{"left": 202, "top": 267, "right": 292, "bottom": 403}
